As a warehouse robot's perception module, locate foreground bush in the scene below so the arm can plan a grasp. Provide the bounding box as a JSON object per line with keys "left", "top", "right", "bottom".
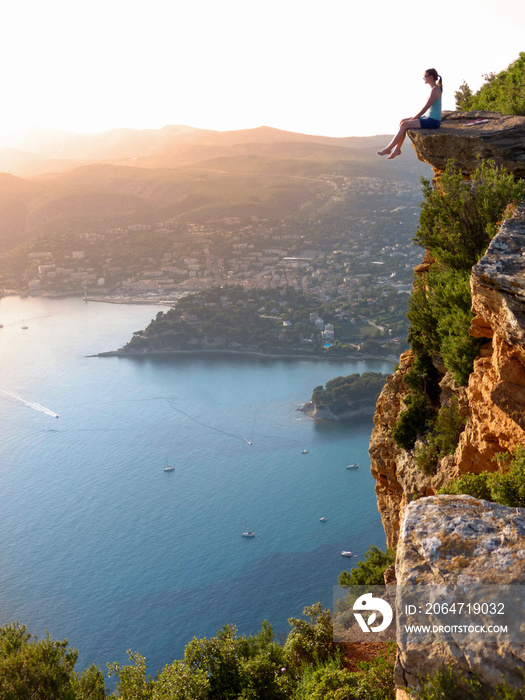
{"left": 338, "top": 545, "right": 396, "bottom": 587}
{"left": 0, "top": 621, "right": 104, "bottom": 700}
{"left": 294, "top": 643, "right": 396, "bottom": 700}
{"left": 0, "top": 597, "right": 398, "bottom": 699}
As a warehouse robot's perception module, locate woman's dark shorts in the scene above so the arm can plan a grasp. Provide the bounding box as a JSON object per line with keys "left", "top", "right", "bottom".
{"left": 419, "top": 117, "right": 441, "bottom": 129}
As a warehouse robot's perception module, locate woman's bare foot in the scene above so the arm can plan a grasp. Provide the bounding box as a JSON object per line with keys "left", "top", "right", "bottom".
{"left": 377, "top": 148, "right": 391, "bottom": 156}
{"left": 387, "top": 148, "right": 401, "bottom": 159}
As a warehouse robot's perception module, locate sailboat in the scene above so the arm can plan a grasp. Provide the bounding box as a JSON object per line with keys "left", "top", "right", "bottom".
{"left": 164, "top": 458, "right": 174, "bottom": 472}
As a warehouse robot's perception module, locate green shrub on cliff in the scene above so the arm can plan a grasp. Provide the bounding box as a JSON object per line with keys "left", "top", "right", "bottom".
{"left": 439, "top": 446, "right": 525, "bottom": 507}
{"left": 439, "top": 471, "right": 493, "bottom": 501}
{"left": 338, "top": 544, "right": 396, "bottom": 587}
{"left": 393, "top": 159, "right": 524, "bottom": 452}
{"left": 417, "top": 665, "right": 525, "bottom": 700}
{"left": 415, "top": 159, "right": 524, "bottom": 270}
{"left": 407, "top": 266, "right": 483, "bottom": 386}
{"left": 415, "top": 398, "right": 467, "bottom": 475}
{"left": 294, "top": 644, "right": 396, "bottom": 700}
{"left": 455, "top": 52, "right": 525, "bottom": 116}
{"left": 391, "top": 393, "right": 428, "bottom": 451}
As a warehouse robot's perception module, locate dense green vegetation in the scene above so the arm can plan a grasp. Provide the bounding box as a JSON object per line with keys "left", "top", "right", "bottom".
{"left": 414, "top": 397, "right": 467, "bottom": 475}
{"left": 0, "top": 621, "right": 103, "bottom": 700}
{"left": 455, "top": 52, "right": 525, "bottom": 115}
{"left": 4, "top": 606, "right": 523, "bottom": 699}
{"left": 338, "top": 545, "right": 396, "bottom": 587}
{"left": 310, "top": 373, "right": 388, "bottom": 415}
{"left": 417, "top": 666, "right": 525, "bottom": 700}
{"left": 0, "top": 610, "right": 397, "bottom": 700}
{"left": 414, "top": 159, "right": 523, "bottom": 271}
{"left": 439, "top": 446, "right": 525, "bottom": 508}
{"left": 123, "top": 286, "right": 402, "bottom": 358}
{"left": 392, "top": 159, "right": 524, "bottom": 453}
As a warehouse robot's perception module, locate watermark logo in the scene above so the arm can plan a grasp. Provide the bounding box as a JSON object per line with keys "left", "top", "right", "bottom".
{"left": 353, "top": 592, "right": 393, "bottom": 633}
{"left": 334, "top": 585, "right": 522, "bottom": 645}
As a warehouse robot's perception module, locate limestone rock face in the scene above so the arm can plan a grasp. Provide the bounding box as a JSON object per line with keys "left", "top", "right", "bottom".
{"left": 369, "top": 351, "right": 413, "bottom": 547}
{"left": 396, "top": 496, "right": 525, "bottom": 695}
{"left": 455, "top": 204, "right": 525, "bottom": 472}
{"left": 471, "top": 203, "right": 525, "bottom": 348}
{"left": 369, "top": 352, "right": 456, "bottom": 548}
{"left": 408, "top": 111, "right": 525, "bottom": 177}
{"left": 397, "top": 496, "right": 525, "bottom": 585}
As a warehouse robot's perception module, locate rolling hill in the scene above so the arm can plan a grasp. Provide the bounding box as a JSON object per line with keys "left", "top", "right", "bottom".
{"left": 0, "top": 124, "right": 425, "bottom": 254}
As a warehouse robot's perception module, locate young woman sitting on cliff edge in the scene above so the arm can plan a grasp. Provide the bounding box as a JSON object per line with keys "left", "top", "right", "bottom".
{"left": 377, "top": 68, "right": 443, "bottom": 159}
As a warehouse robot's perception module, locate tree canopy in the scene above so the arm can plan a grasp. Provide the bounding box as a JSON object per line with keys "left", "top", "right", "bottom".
{"left": 455, "top": 52, "right": 525, "bottom": 115}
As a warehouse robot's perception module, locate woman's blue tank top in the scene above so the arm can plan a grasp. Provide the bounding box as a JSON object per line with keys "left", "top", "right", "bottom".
{"left": 427, "top": 94, "right": 442, "bottom": 121}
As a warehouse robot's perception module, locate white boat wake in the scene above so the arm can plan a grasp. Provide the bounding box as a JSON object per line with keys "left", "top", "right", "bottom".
{"left": 0, "top": 389, "right": 59, "bottom": 418}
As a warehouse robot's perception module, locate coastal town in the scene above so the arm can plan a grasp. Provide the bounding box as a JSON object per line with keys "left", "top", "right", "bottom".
{"left": 0, "top": 174, "right": 424, "bottom": 356}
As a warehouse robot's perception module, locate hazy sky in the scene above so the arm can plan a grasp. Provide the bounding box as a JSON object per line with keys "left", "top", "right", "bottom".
{"left": 1, "top": 0, "right": 524, "bottom": 139}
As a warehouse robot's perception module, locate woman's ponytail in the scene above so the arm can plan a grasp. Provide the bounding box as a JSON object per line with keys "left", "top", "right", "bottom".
{"left": 425, "top": 68, "right": 443, "bottom": 92}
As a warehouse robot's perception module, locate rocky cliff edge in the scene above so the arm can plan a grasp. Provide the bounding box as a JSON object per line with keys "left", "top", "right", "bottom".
{"left": 370, "top": 112, "right": 525, "bottom": 549}
{"left": 408, "top": 110, "right": 525, "bottom": 178}
{"left": 370, "top": 112, "right": 525, "bottom": 697}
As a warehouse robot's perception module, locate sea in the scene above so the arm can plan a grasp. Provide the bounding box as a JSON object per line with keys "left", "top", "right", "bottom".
{"left": 0, "top": 295, "right": 391, "bottom": 676}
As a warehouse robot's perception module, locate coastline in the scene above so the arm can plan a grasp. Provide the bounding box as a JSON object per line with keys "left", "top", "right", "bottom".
{"left": 84, "top": 295, "right": 182, "bottom": 306}
{"left": 0, "top": 291, "right": 183, "bottom": 306}
{"left": 92, "top": 347, "right": 398, "bottom": 364}
{"left": 299, "top": 400, "right": 379, "bottom": 421}
{"left": 1, "top": 292, "right": 400, "bottom": 365}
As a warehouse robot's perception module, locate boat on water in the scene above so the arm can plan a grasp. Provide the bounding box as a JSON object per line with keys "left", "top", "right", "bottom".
{"left": 319, "top": 517, "right": 327, "bottom": 522}
{"left": 242, "top": 531, "right": 256, "bottom": 537}
{"left": 341, "top": 551, "right": 352, "bottom": 557}
{"left": 163, "top": 456, "right": 174, "bottom": 472}
{"left": 301, "top": 449, "right": 309, "bottom": 454}
{"left": 346, "top": 463, "right": 359, "bottom": 470}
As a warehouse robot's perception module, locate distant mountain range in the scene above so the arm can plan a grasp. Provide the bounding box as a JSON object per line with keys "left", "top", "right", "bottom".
{"left": 0, "top": 125, "right": 402, "bottom": 176}
{"left": 0, "top": 125, "right": 425, "bottom": 254}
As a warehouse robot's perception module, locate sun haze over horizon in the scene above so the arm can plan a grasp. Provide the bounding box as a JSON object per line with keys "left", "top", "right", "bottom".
{"left": 1, "top": 0, "right": 524, "bottom": 142}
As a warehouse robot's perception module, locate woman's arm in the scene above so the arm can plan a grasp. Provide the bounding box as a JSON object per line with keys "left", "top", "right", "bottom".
{"left": 412, "top": 86, "right": 440, "bottom": 119}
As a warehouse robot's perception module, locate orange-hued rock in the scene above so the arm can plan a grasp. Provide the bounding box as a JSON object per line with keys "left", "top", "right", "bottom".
{"left": 369, "top": 351, "right": 453, "bottom": 548}
{"left": 453, "top": 205, "right": 525, "bottom": 471}
{"left": 369, "top": 352, "right": 412, "bottom": 547}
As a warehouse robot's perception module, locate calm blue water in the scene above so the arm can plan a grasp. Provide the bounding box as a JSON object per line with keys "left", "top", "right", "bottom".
{"left": 0, "top": 295, "right": 389, "bottom": 675}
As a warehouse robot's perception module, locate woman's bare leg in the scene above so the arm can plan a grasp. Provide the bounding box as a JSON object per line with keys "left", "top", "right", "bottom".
{"left": 377, "top": 119, "right": 421, "bottom": 157}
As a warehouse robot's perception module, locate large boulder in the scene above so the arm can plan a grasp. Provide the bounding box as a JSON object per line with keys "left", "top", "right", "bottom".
{"left": 395, "top": 495, "right": 525, "bottom": 696}
{"left": 408, "top": 111, "right": 525, "bottom": 178}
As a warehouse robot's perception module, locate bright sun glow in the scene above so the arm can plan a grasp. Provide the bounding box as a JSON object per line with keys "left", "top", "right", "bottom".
{"left": 0, "top": 0, "right": 524, "bottom": 140}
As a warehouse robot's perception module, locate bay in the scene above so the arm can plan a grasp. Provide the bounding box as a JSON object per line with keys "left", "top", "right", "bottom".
{"left": 0, "top": 295, "right": 389, "bottom": 675}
